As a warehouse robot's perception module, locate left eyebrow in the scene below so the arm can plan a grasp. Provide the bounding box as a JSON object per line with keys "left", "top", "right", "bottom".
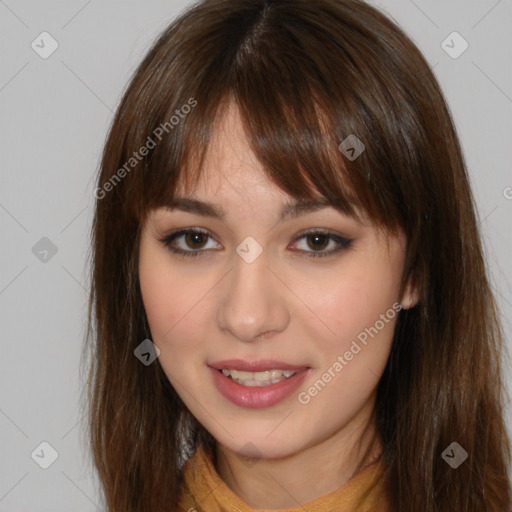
{"left": 159, "top": 196, "right": 337, "bottom": 222}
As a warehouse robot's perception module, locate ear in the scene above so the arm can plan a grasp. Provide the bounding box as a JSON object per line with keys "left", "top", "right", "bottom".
{"left": 400, "top": 276, "right": 420, "bottom": 310}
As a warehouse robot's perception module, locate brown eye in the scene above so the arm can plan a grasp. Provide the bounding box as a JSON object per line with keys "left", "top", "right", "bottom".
{"left": 184, "top": 231, "right": 208, "bottom": 250}
{"left": 158, "top": 228, "right": 220, "bottom": 258}
{"left": 290, "top": 230, "right": 353, "bottom": 259}
{"left": 159, "top": 228, "right": 353, "bottom": 260}
{"left": 305, "top": 234, "right": 330, "bottom": 251}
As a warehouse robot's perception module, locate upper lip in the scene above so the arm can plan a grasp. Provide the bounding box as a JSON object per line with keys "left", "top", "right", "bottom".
{"left": 209, "top": 359, "right": 309, "bottom": 372}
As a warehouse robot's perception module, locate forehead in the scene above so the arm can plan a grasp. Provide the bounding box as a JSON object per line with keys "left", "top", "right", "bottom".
{"left": 177, "top": 100, "right": 266, "bottom": 195}
{"left": 167, "top": 100, "right": 374, "bottom": 229}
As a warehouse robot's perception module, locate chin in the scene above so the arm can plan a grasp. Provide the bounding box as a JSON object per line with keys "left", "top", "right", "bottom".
{"left": 214, "top": 427, "right": 307, "bottom": 461}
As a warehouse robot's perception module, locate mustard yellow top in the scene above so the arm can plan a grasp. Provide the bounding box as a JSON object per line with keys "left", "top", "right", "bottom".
{"left": 177, "top": 444, "right": 392, "bottom": 512}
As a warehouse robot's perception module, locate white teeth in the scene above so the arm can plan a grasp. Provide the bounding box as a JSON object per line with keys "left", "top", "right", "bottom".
{"left": 220, "top": 368, "right": 297, "bottom": 386}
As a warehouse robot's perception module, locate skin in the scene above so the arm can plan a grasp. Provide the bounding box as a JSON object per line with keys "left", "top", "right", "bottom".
{"left": 138, "top": 100, "right": 418, "bottom": 508}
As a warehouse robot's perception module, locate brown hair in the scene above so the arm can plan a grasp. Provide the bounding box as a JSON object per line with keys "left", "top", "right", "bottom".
{"left": 83, "top": 0, "right": 512, "bottom": 510}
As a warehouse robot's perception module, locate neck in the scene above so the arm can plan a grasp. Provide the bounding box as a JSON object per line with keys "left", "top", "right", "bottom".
{"left": 214, "top": 400, "right": 381, "bottom": 509}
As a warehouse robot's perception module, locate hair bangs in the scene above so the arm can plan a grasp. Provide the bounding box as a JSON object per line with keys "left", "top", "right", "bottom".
{"left": 127, "top": 0, "right": 406, "bottom": 235}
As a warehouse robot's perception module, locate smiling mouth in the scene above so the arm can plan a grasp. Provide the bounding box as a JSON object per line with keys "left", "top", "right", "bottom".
{"left": 209, "top": 363, "right": 311, "bottom": 408}
{"left": 220, "top": 368, "right": 297, "bottom": 386}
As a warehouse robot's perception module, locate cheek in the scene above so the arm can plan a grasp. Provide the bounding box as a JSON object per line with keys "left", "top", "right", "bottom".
{"left": 294, "top": 265, "right": 401, "bottom": 428}
{"left": 138, "top": 247, "right": 214, "bottom": 370}
{"left": 300, "top": 259, "right": 401, "bottom": 348}
{"left": 139, "top": 244, "right": 189, "bottom": 342}
{"left": 139, "top": 263, "right": 176, "bottom": 338}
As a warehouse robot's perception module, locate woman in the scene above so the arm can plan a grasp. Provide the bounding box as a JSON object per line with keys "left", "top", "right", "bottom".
{"left": 85, "top": 0, "right": 512, "bottom": 510}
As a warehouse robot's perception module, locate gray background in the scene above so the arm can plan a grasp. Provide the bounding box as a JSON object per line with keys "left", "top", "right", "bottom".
{"left": 1, "top": 0, "right": 511, "bottom": 510}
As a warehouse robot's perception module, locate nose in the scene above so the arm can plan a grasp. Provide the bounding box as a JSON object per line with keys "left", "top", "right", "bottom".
{"left": 216, "top": 248, "right": 290, "bottom": 343}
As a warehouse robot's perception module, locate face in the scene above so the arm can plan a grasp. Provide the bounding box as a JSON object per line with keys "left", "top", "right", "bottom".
{"left": 138, "top": 101, "right": 416, "bottom": 460}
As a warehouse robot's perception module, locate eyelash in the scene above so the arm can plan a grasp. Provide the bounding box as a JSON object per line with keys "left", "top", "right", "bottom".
{"left": 158, "top": 228, "right": 353, "bottom": 259}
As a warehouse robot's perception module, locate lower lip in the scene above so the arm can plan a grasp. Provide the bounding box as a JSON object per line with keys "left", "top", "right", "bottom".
{"left": 208, "top": 367, "right": 310, "bottom": 408}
